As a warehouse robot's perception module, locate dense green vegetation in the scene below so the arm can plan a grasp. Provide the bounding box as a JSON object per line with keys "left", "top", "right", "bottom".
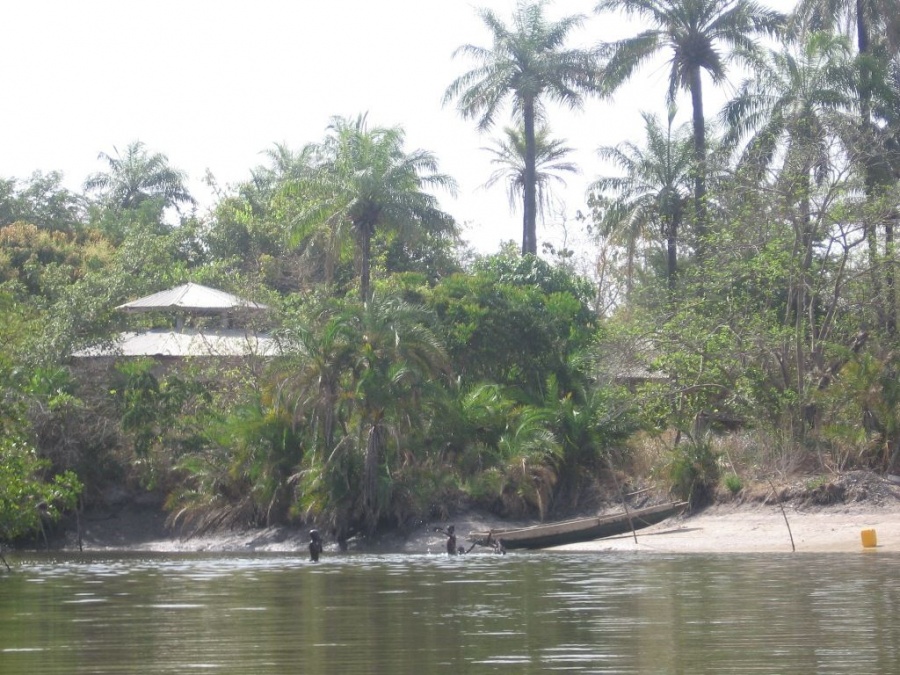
{"left": 3, "top": 0, "right": 900, "bottom": 549}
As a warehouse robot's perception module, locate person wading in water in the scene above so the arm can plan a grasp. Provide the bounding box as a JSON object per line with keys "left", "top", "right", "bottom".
{"left": 308, "top": 529, "right": 323, "bottom": 562}
{"left": 434, "top": 525, "right": 473, "bottom": 555}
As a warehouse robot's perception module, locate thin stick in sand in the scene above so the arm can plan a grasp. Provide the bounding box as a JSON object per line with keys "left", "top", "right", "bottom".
{"left": 767, "top": 477, "right": 796, "bottom": 552}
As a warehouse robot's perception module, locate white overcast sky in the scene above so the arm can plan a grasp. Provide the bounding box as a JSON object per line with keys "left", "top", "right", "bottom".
{"left": 2, "top": 0, "right": 794, "bottom": 253}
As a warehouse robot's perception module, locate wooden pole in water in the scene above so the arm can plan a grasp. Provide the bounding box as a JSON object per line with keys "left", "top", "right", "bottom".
{"left": 77, "top": 496, "right": 83, "bottom": 553}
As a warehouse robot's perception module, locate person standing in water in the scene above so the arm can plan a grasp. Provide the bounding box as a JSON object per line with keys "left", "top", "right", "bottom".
{"left": 445, "top": 525, "right": 457, "bottom": 555}
{"left": 434, "top": 525, "right": 463, "bottom": 554}
{"left": 309, "top": 529, "right": 323, "bottom": 562}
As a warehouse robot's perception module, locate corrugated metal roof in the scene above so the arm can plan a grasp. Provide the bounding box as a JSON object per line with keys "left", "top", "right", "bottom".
{"left": 116, "top": 283, "right": 267, "bottom": 313}
{"left": 73, "top": 329, "right": 278, "bottom": 358}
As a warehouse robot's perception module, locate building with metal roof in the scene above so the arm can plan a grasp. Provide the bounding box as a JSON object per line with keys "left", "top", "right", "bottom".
{"left": 115, "top": 282, "right": 268, "bottom": 314}
{"left": 73, "top": 283, "right": 276, "bottom": 360}
{"left": 74, "top": 328, "right": 277, "bottom": 359}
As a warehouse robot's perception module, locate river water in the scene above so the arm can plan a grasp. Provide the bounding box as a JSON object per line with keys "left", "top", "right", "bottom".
{"left": 1, "top": 550, "right": 898, "bottom": 674}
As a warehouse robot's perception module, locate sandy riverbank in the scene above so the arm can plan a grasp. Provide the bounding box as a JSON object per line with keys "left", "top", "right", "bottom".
{"left": 551, "top": 501, "right": 900, "bottom": 554}
{"left": 66, "top": 472, "right": 900, "bottom": 556}
{"left": 69, "top": 500, "right": 900, "bottom": 556}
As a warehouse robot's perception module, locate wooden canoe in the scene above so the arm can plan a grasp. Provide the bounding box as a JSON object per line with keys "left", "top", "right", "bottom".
{"left": 467, "top": 501, "right": 688, "bottom": 550}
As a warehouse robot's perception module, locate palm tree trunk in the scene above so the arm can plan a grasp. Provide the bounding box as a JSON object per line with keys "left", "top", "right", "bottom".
{"left": 689, "top": 65, "right": 707, "bottom": 254}
{"left": 363, "top": 421, "right": 383, "bottom": 532}
{"left": 666, "top": 213, "right": 679, "bottom": 293}
{"left": 323, "top": 383, "right": 336, "bottom": 454}
{"left": 887, "top": 211, "right": 897, "bottom": 335}
{"left": 359, "top": 224, "right": 373, "bottom": 303}
{"left": 523, "top": 98, "right": 538, "bottom": 256}
{"left": 855, "top": 0, "right": 894, "bottom": 334}
{"left": 795, "top": 169, "right": 814, "bottom": 438}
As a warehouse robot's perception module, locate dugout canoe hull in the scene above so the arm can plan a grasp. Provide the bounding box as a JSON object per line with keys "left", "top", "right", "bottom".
{"left": 468, "top": 502, "right": 688, "bottom": 550}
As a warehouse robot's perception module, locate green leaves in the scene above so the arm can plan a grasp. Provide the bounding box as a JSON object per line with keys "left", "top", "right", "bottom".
{"left": 446, "top": 1, "right": 601, "bottom": 254}
{"left": 84, "top": 141, "right": 196, "bottom": 216}
{"left": 0, "top": 436, "right": 81, "bottom": 545}
{"left": 281, "top": 115, "right": 456, "bottom": 302}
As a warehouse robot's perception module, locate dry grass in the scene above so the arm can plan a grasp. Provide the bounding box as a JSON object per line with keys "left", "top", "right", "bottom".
{"left": 619, "top": 427, "right": 888, "bottom": 504}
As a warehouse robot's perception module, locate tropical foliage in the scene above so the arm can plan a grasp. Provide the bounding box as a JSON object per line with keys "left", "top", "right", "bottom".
{"left": 596, "top": 0, "right": 786, "bottom": 247}
{"left": 483, "top": 125, "right": 579, "bottom": 232}
{"left": 445, "top": 0, "right": 600, "bottom": 255}
{"left": 280, "top": 114, "right": 457, "bottom": 302}
{"left": 5, "top": 0, "right": 900, "bottom": 555}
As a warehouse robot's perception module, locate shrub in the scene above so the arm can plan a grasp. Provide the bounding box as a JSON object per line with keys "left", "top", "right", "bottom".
{"left": 663, "top": 439, "right": 719, "bottom": 506}
{"left": 723, "top": 473, "right": 742, "bottom": 495}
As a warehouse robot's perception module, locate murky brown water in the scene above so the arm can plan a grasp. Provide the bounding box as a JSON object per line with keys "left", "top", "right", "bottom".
{"left": 1, "top": 550, "right": 898, "bottom": 673}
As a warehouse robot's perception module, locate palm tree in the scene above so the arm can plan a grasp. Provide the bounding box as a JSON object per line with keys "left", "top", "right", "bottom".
{"left": 494, "top": 404, "right": 561, "bottom": 520}
{"left": 245, "top": 142, "right": 315, "bottom": 208}
{"left": 789, "top": 0, "right": 898, "bottom": 170}
{"left": 351, "top": 296, "right": 449, "bottom": 532}
{"left": 482, "top": 125, "right": 579, "bottom": 243}
{"left": 84, "top": 141, "right": 195, "bottom": 213}
{"left": 723, "top": 33, "right": 855, "bottom": 177}
{"left": 595, "top": 0, "right": 785, "bottom": 248}
{"left": 286, "top": 115, "right": 457, "bottom": 302}
{"left": 792, "top": 0, "right": 900, "bottom": 333}
{"left": 793, "top": 0, "right": 900, "bottom": 122}
{"left": 722, "top": 32, "right": 855, "bottom": 268}
{"left": 722, "top": 33, "right": 856, "bottom": 417}
{"left": 444, "top": 1, "right": 601, "bottom": 256}
{"left": 276, "top": 307, "right": 358, "bottom": 458}
{"left": 590, "top": 109, "right": 694, "bottom": 294}
{"left": 280, "top": 295, "right": 448, "bottom": 539}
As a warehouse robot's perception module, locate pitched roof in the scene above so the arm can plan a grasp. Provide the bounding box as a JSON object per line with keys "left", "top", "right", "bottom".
{"left": 116, "top": 282, "right": 267, "bottom": 313}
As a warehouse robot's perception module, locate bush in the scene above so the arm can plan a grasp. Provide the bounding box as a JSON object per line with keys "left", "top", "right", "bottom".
{"left": 663, "top": 439, "right": 719, "bottom": 506}
{"left": 723, "top": 473, "right": 742, "bottom": 495}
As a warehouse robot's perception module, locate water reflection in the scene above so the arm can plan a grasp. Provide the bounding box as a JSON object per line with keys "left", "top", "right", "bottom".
{"left": 1, "top": 551, "right": 898, "bottom": 673}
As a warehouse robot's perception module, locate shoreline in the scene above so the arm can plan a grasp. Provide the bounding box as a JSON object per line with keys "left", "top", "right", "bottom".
{"left": 552, "top": 502, "right": 900, "bottom": 554}
{"left": 49, "top": 471, "right": 900, "bottom": 556}
{"left": 58, "top": 499, "right": 900, "bottom": 556}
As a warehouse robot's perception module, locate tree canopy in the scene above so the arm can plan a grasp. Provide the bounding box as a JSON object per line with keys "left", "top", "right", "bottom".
{"left": 4, "top": 0, "right": 900, "bottom": 549}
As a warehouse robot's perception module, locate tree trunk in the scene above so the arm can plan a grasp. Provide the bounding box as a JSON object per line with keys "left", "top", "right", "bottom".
{"left": 666, "top": 211, "right": 679, "bottom": 293}
{"left": 359, "top": 224, "right": 372, "bottom": 303}
{"left": 856, "top": 0, "right": 894, "bottom": 334}
{"left": 523, "top": 98, "right": 538, "bottom": 256}
{"left": 323, "top": 382, "right": 336, "bottom": 455}
{"left": 689, "top": 65, "right": 707, "bottom": 254}
{"left": 363, "top": 421, "right": 384, "bottom": 533}
{"left": 887, "top": 210, "right": 897, "bottom": 335}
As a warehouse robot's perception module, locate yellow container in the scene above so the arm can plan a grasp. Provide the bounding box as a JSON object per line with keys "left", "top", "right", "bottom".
{"left": 861, "top": 529, "right": 877, "bottom": 548}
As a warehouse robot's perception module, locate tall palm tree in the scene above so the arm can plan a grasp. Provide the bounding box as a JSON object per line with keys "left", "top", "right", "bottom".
{"left": 723, "top": 32, "right": 855, "bottom": 266}
{"left": 590, "top": 109, "right": 694, "bottom": 293}
{"left": 482, "top": 125, "right": 579, "bottom": 243}
{"left": 791, "top": 0, "right": 899, "bottom": 176}
{"left": 723, "top": 33, "right": 855, "bottom": 178}
{"left": 722, "top": 33, "right": 856, "bottom": 409}
{"left": 793, "top": 0, "right": 900, "bottom": 121}
{"left": 84, "top": 141, "right": 195, "bottom": 213}
{"left": 286, "top": 115, "right": 456, "bottom": 302}
{"left": 444, "top": 1, "right": 601, "bottom": 256}
{"left": 595, "top": 0, "right": 785, "bottom": 248}
{"left": 792, "top": 0, "right": 900, "bottom": 333}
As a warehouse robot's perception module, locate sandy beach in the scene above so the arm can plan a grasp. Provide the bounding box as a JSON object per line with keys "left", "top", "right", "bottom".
{"left": 70, "top": 500, "right": 900, "bottom": 556}
{"left": 67, "top": 471, "right": 900, "bottom": 556}
{"left": 551, "top": 502, "right": 900, "bottom": 554}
